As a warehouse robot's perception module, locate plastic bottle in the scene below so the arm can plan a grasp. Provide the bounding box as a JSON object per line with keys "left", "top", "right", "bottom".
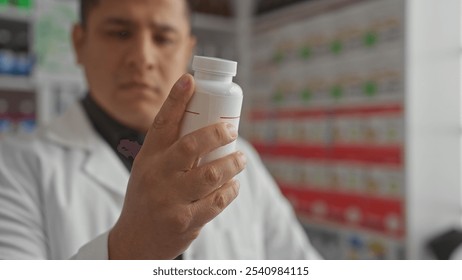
{"left": 180, "top": 55, "right": 243, "bottom": 166}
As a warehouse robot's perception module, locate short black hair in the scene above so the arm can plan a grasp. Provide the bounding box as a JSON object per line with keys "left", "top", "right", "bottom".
{"left": 80, "top": 0, "right": 99, "bottom": 28}
{"left": 79, "top": 0, "right": 192, "bottom": 28}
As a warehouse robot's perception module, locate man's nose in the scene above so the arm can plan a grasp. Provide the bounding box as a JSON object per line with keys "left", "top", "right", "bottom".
{"left": 126, "top": 34, "right": 157, "bottom": 72}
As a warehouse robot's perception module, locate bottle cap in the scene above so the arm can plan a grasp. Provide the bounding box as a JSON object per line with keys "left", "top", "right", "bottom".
{"left": 192, "top": 56, "right": 237, "bottom": 76}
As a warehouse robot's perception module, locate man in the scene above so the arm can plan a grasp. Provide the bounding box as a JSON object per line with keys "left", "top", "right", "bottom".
{"left": 0, "top": 0, "right": 320, "bottom": 259}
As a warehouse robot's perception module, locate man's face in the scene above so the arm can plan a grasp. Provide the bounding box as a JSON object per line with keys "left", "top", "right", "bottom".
{"left": 73, "top": 0, "right": 195, "bottom": 132}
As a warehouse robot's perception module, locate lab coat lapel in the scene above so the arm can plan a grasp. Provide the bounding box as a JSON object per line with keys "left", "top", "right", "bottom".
{"left": 46, "top": 103, "right": 129, "bottom": 196}
{"left": 82, "top": 143, "right": 129, "bottom": 197}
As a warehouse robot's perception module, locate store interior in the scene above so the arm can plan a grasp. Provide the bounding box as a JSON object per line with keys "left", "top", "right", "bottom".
{"left": 1, "top": 0, "right": 462, "bottom": 260}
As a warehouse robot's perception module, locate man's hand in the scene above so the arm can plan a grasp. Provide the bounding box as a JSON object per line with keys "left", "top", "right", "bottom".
{"left": 108, "top": 74, "right": 247, "bottom": 259}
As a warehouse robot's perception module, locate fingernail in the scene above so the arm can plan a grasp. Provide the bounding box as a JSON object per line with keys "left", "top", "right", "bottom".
{"left": 178, "top": 75, "right": 190, "bottom": 90}
{"left": 226, "top": 123, "right": 238, "bottom": 139}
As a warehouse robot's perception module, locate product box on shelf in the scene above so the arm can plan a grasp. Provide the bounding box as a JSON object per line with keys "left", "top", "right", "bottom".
{"left": 0, "top": 90, "right": 36, "bottom": 136}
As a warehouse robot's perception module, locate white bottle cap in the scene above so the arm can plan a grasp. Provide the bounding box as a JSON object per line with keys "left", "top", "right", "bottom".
{"left": 192, "top": 56, "right": 237, "bottom": 77}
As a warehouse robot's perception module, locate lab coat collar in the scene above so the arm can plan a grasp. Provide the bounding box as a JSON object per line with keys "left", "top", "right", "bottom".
{"left": 46, "top": 103, "right": 100, "bottom": 151}
{"left": 45, "top": 103, "right": 129, "bottom": 196}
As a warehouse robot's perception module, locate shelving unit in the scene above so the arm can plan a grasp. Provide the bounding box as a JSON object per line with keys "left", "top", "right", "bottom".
{"left": 0, "top": 75, "right": 33, "bottom": 91}
{"left": 244, "top": 0, "right": 462, "bottom": 260}
{"left": 0, "top": 1, "right": 35, "bottom": 138}
{"left": 0, "top": 6, "right": 32, "bottom": 22}
{"left": 192, "top": 13, "right": 235, "bottom": 33}
{"left": 191, "top": 11, "right": 237, "bottom": 68}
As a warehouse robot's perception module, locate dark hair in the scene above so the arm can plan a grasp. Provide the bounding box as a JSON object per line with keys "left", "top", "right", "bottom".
{"left": 80, "top": 0, "right": 99, "bottom": 28}
{"left": 79, "top": 0, "right": 192, "bottom": 28}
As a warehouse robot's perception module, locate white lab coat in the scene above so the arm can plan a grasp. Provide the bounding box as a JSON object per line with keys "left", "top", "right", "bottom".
{"left": 0, "top": 103, "right": 321, "bottom": 260}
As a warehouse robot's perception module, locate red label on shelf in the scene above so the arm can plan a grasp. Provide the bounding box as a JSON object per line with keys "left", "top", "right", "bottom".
{"left": 253, "top": 142, "right": 403, "bottom": 165}
{"left": 280, "top": 184, "right": 405, "bottom": 238}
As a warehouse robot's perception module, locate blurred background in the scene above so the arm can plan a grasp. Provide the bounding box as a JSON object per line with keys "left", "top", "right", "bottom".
{"left": 0, "top": 0, "right": 461, "bottom": 260}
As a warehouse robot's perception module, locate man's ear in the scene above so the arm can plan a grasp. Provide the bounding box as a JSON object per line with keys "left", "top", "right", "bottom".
{"left": 72, "top": 24, "right": 86, "bottom": 65}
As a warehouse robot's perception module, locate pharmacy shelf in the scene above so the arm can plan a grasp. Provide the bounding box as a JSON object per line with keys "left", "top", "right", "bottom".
{"left": 0, "top": 75, "right": 34, "bottom": 91}
{"left": 0, "top": 6, "right": 33, "bottom": 22}
{"left": 247, "top": 0, "right": 462, "bottom": 260}
{"left": 192, "top": 13, "right": 236, "bottom": 33}
{"left": 255, "top": 0, "right": 366, "bottom": 32}
{"left": 298, "top": 214, "right": 405, "bottom": 242}
{"left": 250, "top": 103, "right": 403, "bottom": 120}
{"left": 299, "top": 216, "right": 405, "bottom": 260}
{"left": 280, "top": 184, "right": 404, "bottom": 238}
{"left": 253, "top": 142, "right": 402, "bottom": 164}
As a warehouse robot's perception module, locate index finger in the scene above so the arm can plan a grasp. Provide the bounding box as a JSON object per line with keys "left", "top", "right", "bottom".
{"left": 145, "top": 74, "right": 195, "bottom": 151}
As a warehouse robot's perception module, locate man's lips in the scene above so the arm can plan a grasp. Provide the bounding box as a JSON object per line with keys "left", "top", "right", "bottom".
{"left": 119, "top": 82, "right": 158, "bottom": 92}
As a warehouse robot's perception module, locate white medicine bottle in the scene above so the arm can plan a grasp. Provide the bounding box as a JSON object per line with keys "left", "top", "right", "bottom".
{"left": 180, "top": 56, "right": 243, "bottom": 165}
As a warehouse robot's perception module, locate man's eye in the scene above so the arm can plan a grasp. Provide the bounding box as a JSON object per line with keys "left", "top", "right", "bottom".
{"left": 108, "top": 30, "right": 130, "bottom": 39}
{"left": 154, "top": 35, "right": 174, "bottom": 45}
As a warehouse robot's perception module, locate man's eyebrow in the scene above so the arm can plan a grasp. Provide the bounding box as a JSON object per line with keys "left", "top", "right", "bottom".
{"left": 100, "top": 18, "right": 179, "bottom": 34}
{"left": 149, "top": 23, "right": 179, "bottom": 34}
{"left": 101, "top": 17, "right": 134, "bottom": 27}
